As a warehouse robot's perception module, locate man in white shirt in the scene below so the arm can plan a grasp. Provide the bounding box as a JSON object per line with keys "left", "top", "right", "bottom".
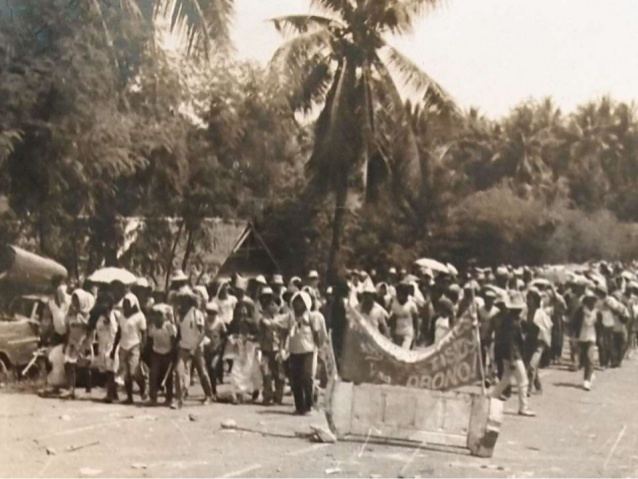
{"left": 175, "top": 288, "right": 215, "bottom": 408}
{"left": 115, "top": 293, "right": 147, "bottom": 404}
{"left": 357, "top": 284, "right": 390, "bottom": 337}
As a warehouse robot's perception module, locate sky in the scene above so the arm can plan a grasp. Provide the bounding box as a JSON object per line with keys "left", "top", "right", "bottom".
{"left": 230, "top": 0, "right": 638, "bottom": 119}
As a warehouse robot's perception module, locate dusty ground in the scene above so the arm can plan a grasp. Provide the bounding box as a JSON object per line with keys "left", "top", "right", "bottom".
{"left": 1, "top": 357, "right": 637, "bottom": 478}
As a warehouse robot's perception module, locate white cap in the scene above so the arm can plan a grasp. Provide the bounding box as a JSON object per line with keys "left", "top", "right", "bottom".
{"left": 308, "top": 270, "right": 319, "bottom": 279}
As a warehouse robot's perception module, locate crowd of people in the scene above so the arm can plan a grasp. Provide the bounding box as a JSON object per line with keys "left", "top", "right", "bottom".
{"left": 37, "top": 259, "right": 638, "bottom": 418}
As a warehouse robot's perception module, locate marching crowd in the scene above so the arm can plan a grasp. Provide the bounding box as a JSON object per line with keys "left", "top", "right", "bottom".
{"left": 38, "top": 260, "right": 638, "bottom": 418}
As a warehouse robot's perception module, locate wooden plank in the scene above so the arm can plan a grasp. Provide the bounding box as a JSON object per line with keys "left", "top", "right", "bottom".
{"left": 467, "top": 396, "right": 502, "bottom": 458}
{"left": 330, "top": 381, "right": 354, "bottom": 439}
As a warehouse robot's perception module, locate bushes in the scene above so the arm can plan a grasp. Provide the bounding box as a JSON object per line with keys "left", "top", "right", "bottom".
{"left": 431, "top": 185, "right": 638, "bottom": 267}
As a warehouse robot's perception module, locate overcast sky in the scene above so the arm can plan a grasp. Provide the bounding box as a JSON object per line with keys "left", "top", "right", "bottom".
{"left": 230, "top": 0, "right": 638, "bottom": 119}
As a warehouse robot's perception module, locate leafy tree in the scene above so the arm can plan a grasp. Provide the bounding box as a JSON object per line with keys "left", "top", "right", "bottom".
{"left": 270, "top": 0, "right": 456, "bottom": 282}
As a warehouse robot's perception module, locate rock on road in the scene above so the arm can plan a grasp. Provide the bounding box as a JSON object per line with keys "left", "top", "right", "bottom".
{"left": 1, "top": 357, "right": 638, "bottom": 478}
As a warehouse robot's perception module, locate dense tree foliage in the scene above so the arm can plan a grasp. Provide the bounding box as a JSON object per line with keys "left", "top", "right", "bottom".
{"left": 2, "top": 1, "right": 638, "bottom": 282}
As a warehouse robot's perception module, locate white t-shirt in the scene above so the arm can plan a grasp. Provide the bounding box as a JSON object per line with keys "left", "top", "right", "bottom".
{"left": 118, "top": 311, "right": 147, "bottom": 351}
{"left": 579, "top": 308, "right": 597, "bottom": 343}
{"left": 149, "top": 322, "right": 177, "bottom": 355}
{"left": 215, "top": 296, "right": 238, "bottom": 325}
{"left": 49, "top": 299, "right": 69, "bottom": 336}
{"left": 96, "top": 312, "right": 118, "bottom": 351}
{"left": 179, "top": 307, "right": 205, "bottom": 351}
{"left": 359, "top": 302, "right": 389, "bottom": 332}
{"left": 391, "top": 299, "right": 418, "bottom": 336}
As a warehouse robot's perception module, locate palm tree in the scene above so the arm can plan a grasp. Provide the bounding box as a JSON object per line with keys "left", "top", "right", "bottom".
{"left": 270, "top": 0, "right": 456, "bottom": 281}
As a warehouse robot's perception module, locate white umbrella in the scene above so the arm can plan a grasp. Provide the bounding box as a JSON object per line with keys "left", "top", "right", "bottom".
{"left": 414, "top": 258, "right": 449, "bottom": 274}
{"left": 88, "top": 267, "right": 137, "bottom": 285}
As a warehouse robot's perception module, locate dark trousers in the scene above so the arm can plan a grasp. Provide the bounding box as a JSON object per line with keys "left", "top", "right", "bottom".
{"left": 598, "top": 327, "right": 613, "bottom": 367}
{"left": 204, "top": 346, "right": 223, "bottom": 396}
{"left": 611, "top": 331, "right": 626, "bottom": 367}
{"left": 149, "top": 351, "right": 173, "bottom": 403}
{"left": 288, "top": 352, "right": 314, "bottom": 413}
{"left": 261, "top": 351, "right": 285, "bottom": 404}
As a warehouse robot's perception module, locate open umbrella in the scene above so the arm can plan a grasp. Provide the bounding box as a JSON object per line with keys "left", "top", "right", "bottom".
{"left": 414, "top": 258, "right": 449, "bottom": 275}
{"left": 88, "top": 267, "right": 136, "bottom": 285}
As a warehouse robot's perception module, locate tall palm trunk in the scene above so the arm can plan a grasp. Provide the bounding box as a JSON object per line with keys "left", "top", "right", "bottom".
{"left": 327, "top": 169, "right": 348, "bottom": 284}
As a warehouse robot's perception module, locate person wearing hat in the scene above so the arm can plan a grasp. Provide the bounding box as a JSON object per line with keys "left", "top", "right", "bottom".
{"left": 524, "top": 288, "right": 552, "bottom": 396}
{"left": 44, "top": 276, "right": 71, "bottom": 347}
{"left": 282, "top": 291, "right": 325, "bottom": 415}
{"left": 91, "top": 292, "right": 119, "bottom": 403}
{"left": 271, "top": 274, "right": 286, "bottom": 307}
{"left": 572, "top": 289, "right": 599, "bottom": 390}
{"left": 132, "top": 277, "right": 154, "bottom": 314}
{"left": 147, "top": 304, "right": 177, "bottom": 407}
{"left": 564, "top": 277, "right": 587, "bottom": 370}
{"left": 203, "top": 301, "right": 226, "bottom": 400}
{"left": 433, "top": 296, "right": 455, "bottom": 343}
{"left": 256, "top": 287, "right": 287, "bottom": 405}
{"left": 307, "top": 270, "right": 325, "bottom": 311}
{"left": 357, "top": 283, "right": 390, "bottom": 338}
{"left": 288, "top": 276, "right": 303, "bottom": 294}
{"left": 389, "top": 282, "right": 419, "bottom": 349}
{"left": 490, "top": 292, "right": 535, "bottom": 417}
{"left": 623, "top": 282, "right": 638, "bottom": 358}
{"left": 113, "top": 292, "right": 147, "bottom": 404}
{"left": 595, "top": 284, "right": 618, "bottom": 369}
{"left": 174, "top": 287, "right": 215, "bottom": 407}
{"left": 169, "top": 269, "right": 189, "bottom": 291}
{"left": 213, "top": 280, "right": 237, "bottom": 326}
{"left": 478, "top": 289, "right": 499, "bottom": 380}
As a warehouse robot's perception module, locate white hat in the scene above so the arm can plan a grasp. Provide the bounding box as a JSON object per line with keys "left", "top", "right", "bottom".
{"left": 255, "top": 274, "right": 267, "bottom": 285}
{"left": 234, "top": 275, "right": 248, "bottom": 291}
{"left": 135, "top": 277, "right": 151, "bottom": 289}
{"left": 205, "top": 301, "right": 219, "bottom": 313}
{"left": 176, "top": 285, "right": 197, "bottom": 299}
{"left": 388, "top": 267, "right": 397, "bottom": 275}
{"left": 193, "top": 285, "right": 209, "bottom": 303}
{"left": 272, "top": 274, "right": 285, "bottom": 286}
{"left": 291, "top": 291, "right": 312, "bottom": 311}
{"left": 170, "top": 269, "right": 188, "bottom": 283}
{"left": 308, "top": 270, "right": 319, "bottom": 279}
{"left": 362, "top": 283, "right": 377, "bottom": 295}
{"left": 259, "top": 286, "right": 274, "bottom": 297}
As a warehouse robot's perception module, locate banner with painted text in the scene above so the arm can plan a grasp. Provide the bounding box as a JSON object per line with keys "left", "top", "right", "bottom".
{"left": 339, "top": 307, "right": 480, "bottom": 391}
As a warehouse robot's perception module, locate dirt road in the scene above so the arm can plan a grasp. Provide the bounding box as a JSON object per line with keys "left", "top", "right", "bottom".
{"left": 1, "top": 357, "right": 637, "bottom": 477}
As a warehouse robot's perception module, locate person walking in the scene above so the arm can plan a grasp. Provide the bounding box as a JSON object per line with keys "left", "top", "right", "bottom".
{"left": 92, "top": 293, "right": 119, "bottom": 403}
{"left": 174, "top": 288, "right": 215, "bottom": 408}
{"left": 256, "top": 287, "right": 287, "bottom": 405}
{"left": 525, "top": 288, "right": 552, "bottom": 395}
{"left": 388, "top": 281, "right": 419, "bottom": 349}
{"left": 490, "top": 293, "right": 536, "bottom": 417}
{"left": 573, "top": 289, "right": 599, "bottom": 390}
{"left": 115, "top": 293, "right": 147, "bottom": 404}
{"left": 283, "top": 291, "right": 325, "bottom": 415}
{"left": 60, "top": 289, "right": 95, "bottom": 399}
{"left": 147, "top": 304, "right": 177, "bottom": 407}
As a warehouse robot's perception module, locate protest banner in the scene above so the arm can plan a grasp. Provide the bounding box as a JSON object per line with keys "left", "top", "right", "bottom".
{"left": 339, "top": 307, "right": 480, "bottom": 390}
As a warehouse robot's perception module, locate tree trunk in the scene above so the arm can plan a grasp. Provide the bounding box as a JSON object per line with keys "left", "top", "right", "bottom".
{"left": 326, "top": 173, "right": 348, "bottom": 285}
{"left": 181, "top": 226, "right": 195, "bottom": 272}
{"left": 164, "top": 220, "right": 184, "bottom": 292}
